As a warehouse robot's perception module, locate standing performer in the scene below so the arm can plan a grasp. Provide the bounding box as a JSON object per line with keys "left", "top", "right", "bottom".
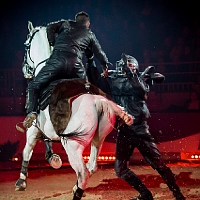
{"left": 104, "top": 54, "right": 185, "bottom": 200}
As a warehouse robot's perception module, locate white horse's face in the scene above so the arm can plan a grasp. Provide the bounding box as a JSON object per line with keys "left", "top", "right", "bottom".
{"left": 22, "top": 30, "right": 36, "bottom": 78}
{"left": 22, "top": 21, "right": 52, "bottom": 79}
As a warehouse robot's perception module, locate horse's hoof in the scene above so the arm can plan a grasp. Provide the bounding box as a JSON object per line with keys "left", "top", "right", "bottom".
{"left": 72, "top": 184, "right": 86, "bottom": 197}
{"left": 15, "top": 178, "right": 27, "bottom": 191}
{"left": 49, "top": 154, "right": 62, "bottom": 169}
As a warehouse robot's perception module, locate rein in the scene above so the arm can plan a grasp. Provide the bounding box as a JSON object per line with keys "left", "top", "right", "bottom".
{"left": 35, "top": 58, "right": 48, "bottom": 69}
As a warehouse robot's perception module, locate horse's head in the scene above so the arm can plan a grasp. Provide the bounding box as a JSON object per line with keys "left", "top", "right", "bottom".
{"left": 22, "top": 21, "right": 52, "bottom": 79}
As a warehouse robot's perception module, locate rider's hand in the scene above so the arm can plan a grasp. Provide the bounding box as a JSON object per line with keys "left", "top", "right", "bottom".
{"left": 101, "top": 67, "right": 108, "bottom": 78}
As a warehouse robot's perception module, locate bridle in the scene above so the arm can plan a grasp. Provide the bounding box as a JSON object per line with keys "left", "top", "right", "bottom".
{"left": 23, "top": 28, "right": 48, "bottom": 78}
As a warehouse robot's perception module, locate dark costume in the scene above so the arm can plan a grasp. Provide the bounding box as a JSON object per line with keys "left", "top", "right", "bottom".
{"left": 25, "top": 12, "right": 109, "bottom": 117}
{"left": 105, "top": 54, "right": 185, "bottom": 200}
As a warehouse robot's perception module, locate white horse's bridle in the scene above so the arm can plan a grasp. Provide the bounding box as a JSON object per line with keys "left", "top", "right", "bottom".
{"left": 23, "top": 28, "right": 48, "bottom": 79}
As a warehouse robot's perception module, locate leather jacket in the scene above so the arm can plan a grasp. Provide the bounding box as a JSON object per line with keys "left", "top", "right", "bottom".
{"left": 47, "top": 19, "right": 108, "bottom": 69}
{"left": 107, "top": 72, "right": 150, "bottom": 124}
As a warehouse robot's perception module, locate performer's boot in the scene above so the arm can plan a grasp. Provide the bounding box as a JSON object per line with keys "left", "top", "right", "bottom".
{"left": 72, "top": 186, "right": 84, "bottom": 200}
{"left": 23, "top": 89, "right": 39, "bottom": 128}
{"left": 156, "top": 166, "right": 185, "bottom": 200}
{"left": 120, "top": 169, "right": 153, "bottom": 200}
{"left": 23, "top": 113, "right": 37, "bottom": 128}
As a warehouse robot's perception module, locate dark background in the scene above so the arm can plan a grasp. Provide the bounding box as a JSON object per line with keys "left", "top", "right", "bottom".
{"left": 0, "top": 0, "right": 200, "bottom": 152}
{"left": 0, "top": 0, "right": 199, "bottom": 69}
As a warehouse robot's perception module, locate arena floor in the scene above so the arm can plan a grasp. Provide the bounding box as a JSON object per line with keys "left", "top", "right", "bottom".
{"left": 0, "top": 161, "right": 200, "bottom": 199}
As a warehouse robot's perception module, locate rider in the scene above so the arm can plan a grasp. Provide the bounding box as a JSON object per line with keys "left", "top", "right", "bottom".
{"left": 105, "top": 54, "right": 185, "bottom": 200}
{"left": 23, "top": 11, "right": 110, "bottom": 128}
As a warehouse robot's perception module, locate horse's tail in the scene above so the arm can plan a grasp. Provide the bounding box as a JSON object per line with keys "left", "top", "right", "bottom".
{"left": 59, "top": 128, "right": 89, "bottom": 146}
{"left": 95, "top": 96, "right": 134, "bottom": 126}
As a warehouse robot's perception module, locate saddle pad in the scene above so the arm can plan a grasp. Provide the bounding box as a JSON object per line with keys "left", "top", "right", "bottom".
{"left": 47, "top": 78, "right": 108, "bottom": 135}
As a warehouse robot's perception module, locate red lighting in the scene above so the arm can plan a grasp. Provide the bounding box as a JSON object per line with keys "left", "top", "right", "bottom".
{"left": 12, "top": 157, "right": 19, "bottom": 161}
{"left": 181, "top": 152, "right": 200, "bottom": 161}
{"left": 83, "top": 155, "right": 116, "bottom": 162}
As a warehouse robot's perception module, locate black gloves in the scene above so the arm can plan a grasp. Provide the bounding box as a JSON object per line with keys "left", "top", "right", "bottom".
{"left": 140, "top": 66, "right": 165, "bottom": 86}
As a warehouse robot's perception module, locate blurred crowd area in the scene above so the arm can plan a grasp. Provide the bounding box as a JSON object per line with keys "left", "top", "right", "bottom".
{"left": 0, "top": 0, "right": 200, "bottom": 115}
{"left": 1, "top": 0, "right": 200, "bottom": 68}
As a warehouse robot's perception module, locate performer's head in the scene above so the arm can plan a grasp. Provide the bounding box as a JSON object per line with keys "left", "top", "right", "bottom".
{"left": 75, "top": 11, "right": 90, "bottom": 27}
{"left": 125, "top": 54, "right": 139, "bottom": 73}
{"left": 117, "top": 53, "right": 139, "bottom": 74}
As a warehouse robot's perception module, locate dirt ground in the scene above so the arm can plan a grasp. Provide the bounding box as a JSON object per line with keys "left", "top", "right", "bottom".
{"left": 0, "top": 162, "right": 200, "bottom": 200}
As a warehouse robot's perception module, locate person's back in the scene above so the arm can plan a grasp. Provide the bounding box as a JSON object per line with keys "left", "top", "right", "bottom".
{"left": 47, "top": 12, "right": 108, "bottom": 69}
{"left": 49, "top": 20, "right": 90, "bottom": 51}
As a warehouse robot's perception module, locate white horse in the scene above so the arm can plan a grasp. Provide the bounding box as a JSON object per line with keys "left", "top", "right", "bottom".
{"left": 15, "top": 21, "right": 133, "bottom": 200}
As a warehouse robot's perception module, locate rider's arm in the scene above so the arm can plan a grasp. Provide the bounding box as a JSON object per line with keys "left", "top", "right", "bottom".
{"left": 89, "top": 31, "right": 109, "bottom": 71}
{"left": 46, "top": 20, "right": 65, "bottom": 46}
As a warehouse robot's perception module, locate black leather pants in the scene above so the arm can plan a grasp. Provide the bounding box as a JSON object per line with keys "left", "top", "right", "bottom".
{"left": 115, "top": 124, "right": 183, "bottom": 198}
{"left": 26, "top": 50, "right": 86, "bottom": 114}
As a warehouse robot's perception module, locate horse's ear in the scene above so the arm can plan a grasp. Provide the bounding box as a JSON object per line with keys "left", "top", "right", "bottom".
{"left": 28, "top": 21, "right": 34, "bottom": 33}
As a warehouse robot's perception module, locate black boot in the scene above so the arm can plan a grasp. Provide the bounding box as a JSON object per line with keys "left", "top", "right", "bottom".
{"left": 23, "top": 113, "right": 37, "bottom": 128}
{"left": 174, "top": 193, "right": 186, "bottom": 200}
{"left": 25, "top": 88, "right": 40, "bottom": 114}
{"left": 157, "top": 166, "right": 185, "bottom": 200}
{"left": 23, "top": 88, "right": 39, "bottom": 128}
{"left": 72, "top": 186, "right": 84, "bottom": 200}
{"left": 121, "top": 170, "right": 153, "bottom": 200}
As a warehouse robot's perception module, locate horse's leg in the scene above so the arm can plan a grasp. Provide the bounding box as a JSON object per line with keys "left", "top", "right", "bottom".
{"left": 44, "top": 139, "right": 53, "bottom": 160}
{"left": 86, "top": 143, "right": 100, "bottom": 175}
{"left": 61, "top": 138, "right": 87, "bottom": 200}
{"left": 86, "top": 94, "right": 133, "bottom": 175}
{"left": 15, "top": 126, "right": 39, "bottom": 191}
{"left": 43, "top": 108, "right": 62, "bottom": 169}
{"left": 39, "top": 111, "right": 55, "bottom": 163}
{"left": 86, "top": 113, "right": 115, "bottom": 175}
{"left": 60, "top": 94, "right": 100, "bottom": 199}
{"left": 43, "top": 139, "right": 62, "bottom": 169}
